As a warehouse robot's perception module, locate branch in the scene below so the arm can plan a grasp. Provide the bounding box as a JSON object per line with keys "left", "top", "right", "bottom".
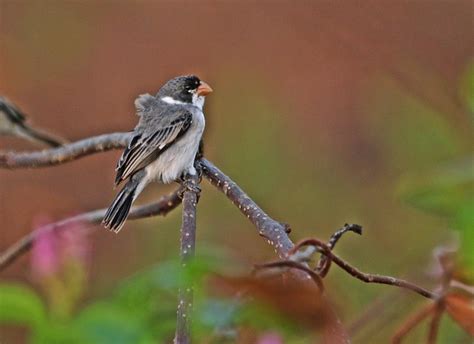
{"left": 391, "top": 304, "right": 436, "bottom": 344}
{"left": 0, "top": 132, "right": 131, "bottom": 168}
{"left": 0, "top": 188, "right": 183, "bottom": 270}
{"left": 291, "top": 238, "right": 437, "bottom": 299}
{"left": 175, "top": 174, "right": 200, "bottom": 344}
{"left": 200, "top": 158, "right": 293, "bottom": 259}
{"left": 254, "top": 260, "right": 325, "bottom": 292}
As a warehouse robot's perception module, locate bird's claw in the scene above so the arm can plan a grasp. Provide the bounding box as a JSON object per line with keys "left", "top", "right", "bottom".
{"left": 194, "top": 160, "right": 204, "bottom": 181}
{"left": 178, "top": 175, "right": 201, "bottom": 199}
{"left": 184, "top": 181, "right": 201, "bottom": 194}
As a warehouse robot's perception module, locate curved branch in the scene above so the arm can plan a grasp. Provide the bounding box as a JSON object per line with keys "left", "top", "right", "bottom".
{"left": 0, "top": 188, "right": 183, "bottom": 270}
{"left": 291, "top": 238, "right": 437, "bottom": 299}
{"left": 254, "top": 260, "right": 324, "bottom": 292}
{"left": 0, "top": 132, "right": 131, "bottom": 168}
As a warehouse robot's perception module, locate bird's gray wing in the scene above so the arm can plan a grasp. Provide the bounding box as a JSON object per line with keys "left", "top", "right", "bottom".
{"left": 114, "top": 107, "right": 193, "bottom": 185}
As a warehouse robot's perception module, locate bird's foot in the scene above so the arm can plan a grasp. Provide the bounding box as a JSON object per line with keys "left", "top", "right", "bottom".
{"left": 178, "top": 174, "right": 201, "bottom": 199}
{"left": 194, "top": 159, "right": 204, "bottom": 181}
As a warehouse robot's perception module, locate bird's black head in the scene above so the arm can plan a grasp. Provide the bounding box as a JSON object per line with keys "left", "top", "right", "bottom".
{"left": 157, "top": 75, "right": 212, "bottom": 106}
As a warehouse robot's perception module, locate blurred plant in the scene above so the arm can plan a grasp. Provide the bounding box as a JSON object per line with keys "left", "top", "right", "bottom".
{"left": 398, "top": 156, "right": 474, "bottom": 272}
{"left": 31, "top": 217, "right": 90, "bottom": 320}
{"left": 392, "top": 246, "right": 474, "bottom": 343}
{"left": 0, "top": 218, "right": 92, "bottom": 342}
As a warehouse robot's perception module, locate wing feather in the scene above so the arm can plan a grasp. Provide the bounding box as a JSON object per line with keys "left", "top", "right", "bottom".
{"left": 114, "top": 112, "right": 192, "bottom": 185}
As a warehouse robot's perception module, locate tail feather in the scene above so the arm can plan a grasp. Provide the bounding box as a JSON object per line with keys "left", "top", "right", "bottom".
{"left": 103, "top": 179, "right": 139, "bottom": 233}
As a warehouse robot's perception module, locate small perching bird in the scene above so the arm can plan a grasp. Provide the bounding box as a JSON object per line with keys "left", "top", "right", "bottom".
{"left": 103, "top": 75, "right": 213, "bottom": 232}
{"left": 0, "top": 97, "right": 67, "bottom": 147}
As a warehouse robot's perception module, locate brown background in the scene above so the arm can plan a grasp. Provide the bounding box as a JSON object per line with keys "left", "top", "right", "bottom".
{"left": 1, "top": 1, "right": 472, "bottom": 342}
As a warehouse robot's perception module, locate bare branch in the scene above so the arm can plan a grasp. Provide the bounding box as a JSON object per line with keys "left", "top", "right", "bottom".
{"left": 317, "top": 223, "right": 362, "bottom": 277}
{"left": 254, "top": 260, "right": 325, "bottom": 292}
{"left": 0, "top": 132, "right": 131, "bottom": 168}
{"left": 391, "top": 304, "right": 436, "bottom": 344}
{"left": 427, "top": 303, "right": 444, "bottom": 344}
{"left": 327, "top": 223, "right": 363, "bottom": 250}
{"left": 0, "top": 188, "right": 183, "bottom": 271}
{"left": 200, "top": 158, "right": 294, "bottom": 259}
{"left": 175, "top": 174, "right": 200, "bottom": 344}
{"left": 291, "top": 238, "right": 437, "bottom": 299}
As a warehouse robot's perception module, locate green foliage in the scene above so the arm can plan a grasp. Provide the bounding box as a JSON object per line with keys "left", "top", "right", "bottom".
{"left": 0, "top": 284, "right": 46, "bottom": 329}
{"left": 75, "top": 302, "right": 151, "bottom": 344}
{"left": 459, "top": 60, "right": 474, "bottom": 116}
{"left": 399, "top": 156, "right": 474, "bottom": 266}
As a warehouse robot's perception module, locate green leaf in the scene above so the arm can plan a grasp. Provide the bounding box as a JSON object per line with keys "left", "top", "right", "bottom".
{"left": 455, "top": 203, "right": 474, "bottom": 266}
{"left": 398, "top": 156, "right": 474, "bottom": 217}
{"left": 75, "top": 302, "right": 148, "bottom": 344}
{"left": 33, "top": 322, "right": 84, "bottom": 344}
{"left": 0, "top": 283, "right": 46, "bottom": 329}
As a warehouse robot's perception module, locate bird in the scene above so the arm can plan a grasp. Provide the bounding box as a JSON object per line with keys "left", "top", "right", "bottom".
{"left": 102, "top": 75, "right": 213, "bottom": 233}
{"left": 0, "top": 96, "right": 67, "bottom": 147}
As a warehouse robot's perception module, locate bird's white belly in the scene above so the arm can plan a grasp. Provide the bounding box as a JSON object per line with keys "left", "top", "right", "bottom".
{"left": 145, "top": 110, "right": 204, "bottom": 184}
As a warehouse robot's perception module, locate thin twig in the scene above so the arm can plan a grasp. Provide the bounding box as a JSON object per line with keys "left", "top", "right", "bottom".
{"left": 291, "top": 238, "right": 437, "bottom": 299}
{"left": 254, "top": 260, "right": 324, "bottom": 292}
{"left": 391, "top": 304, "right": 436, "bottom": 344}
{"left": 327, "top": 223, "right": 363, "bottom": 250}
{"left": 427, "top": 248, "right": 453, "bottom": 344}
{"left": 317, "top": 223, "right": 362, "bottom": 277}
{"left": 427, "top": 302, "right": 444, "bottom": 344}
{"left": 0, "top": 188, "right": 183, "bottom": 270}
{"left": 174, "top": 174, "right": 200, "bottom": 344}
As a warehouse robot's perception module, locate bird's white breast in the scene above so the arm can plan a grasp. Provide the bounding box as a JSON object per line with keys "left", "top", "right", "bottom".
{"left": 145, "top": 107, "right": 205, "bottom": 184}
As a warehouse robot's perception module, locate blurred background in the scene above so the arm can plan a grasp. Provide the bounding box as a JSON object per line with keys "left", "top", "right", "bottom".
{"left": 0, "top": 1, "right": 472, "bottom": 343}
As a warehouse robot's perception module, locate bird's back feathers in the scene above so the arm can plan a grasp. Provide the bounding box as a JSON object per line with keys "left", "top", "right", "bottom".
{"left": 114, "top": 99, "right": 193, "bottom": 185}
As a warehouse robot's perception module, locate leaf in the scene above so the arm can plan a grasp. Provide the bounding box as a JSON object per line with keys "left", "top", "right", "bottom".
{"left": 398, "top": 156, "right": 474, "bottom": 217}
{"left": 445, "top": 293, "right": 474, "bottom": 336}
{"left": 75, "top": 302, "right": 149, "bottom": 344}
{"left": 0, "top": 283, "right": 46, "bottom": 329}
{"left": 455, "top": 203, "right": 474, "bottom": 268}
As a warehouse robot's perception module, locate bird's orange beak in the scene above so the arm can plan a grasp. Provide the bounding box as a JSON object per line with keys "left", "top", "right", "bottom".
{"left": 197, "top": 81, "right": 213, "bottom": 96}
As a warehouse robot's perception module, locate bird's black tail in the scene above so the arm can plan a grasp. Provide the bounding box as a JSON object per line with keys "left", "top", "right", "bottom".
{"left": 103, "top": 172, "right": 144, "bottom": 233}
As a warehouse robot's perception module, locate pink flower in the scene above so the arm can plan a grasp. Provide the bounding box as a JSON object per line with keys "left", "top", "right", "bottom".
{"left": 30, "top": 215, "right": 90, "bottom": 279}
{"left": 31, "top": 216, "right": 60, "bottom": 278}
{"left": 257, "top": 332, "right": 284, "bottom": 344}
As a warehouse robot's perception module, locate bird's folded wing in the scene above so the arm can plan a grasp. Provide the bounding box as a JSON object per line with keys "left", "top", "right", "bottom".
{"left": 114, "top": 111, "right": 192, "bottom": 185}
